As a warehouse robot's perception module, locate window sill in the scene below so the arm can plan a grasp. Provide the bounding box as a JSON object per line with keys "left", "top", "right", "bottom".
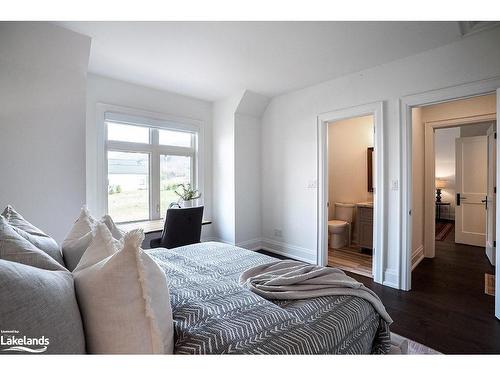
{"left": 117, "top": 218, "right": 212, "bottom": 234}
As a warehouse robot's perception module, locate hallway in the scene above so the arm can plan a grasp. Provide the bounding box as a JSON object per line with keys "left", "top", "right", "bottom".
{"left": 356, "top": 226, "right": 499, "bottom": 353}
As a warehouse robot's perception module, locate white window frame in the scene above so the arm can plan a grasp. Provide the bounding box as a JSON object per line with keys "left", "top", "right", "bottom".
{"left": 95, "top": 103, "right": 205, "bottom": 223}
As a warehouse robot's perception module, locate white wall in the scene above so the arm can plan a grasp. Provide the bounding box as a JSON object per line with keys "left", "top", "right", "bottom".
{"left": 435, "top": 127, "right": 461, "bottom": 220}
{"left": 0, "top": 22, "right": 90, "bottom": 242}
{"left": 460, "top": 122, "right": 492, "bottom": 137}
{"left": 235, "top": 114, "right": 262, "bottom": 246}
{"left": 212, "top": 94, "right": 240, "bottom": 243}
{"left": 85, "top": 74, "right": 214, "bottom": 239}
{"left": 328, "top": 115, "right": 373, "bottom": 242}
{"left": 261, "top": 26, "right": 500, "bottom": 287}
{"left": 212, "top": 90, "right": 268, "bottom": 247}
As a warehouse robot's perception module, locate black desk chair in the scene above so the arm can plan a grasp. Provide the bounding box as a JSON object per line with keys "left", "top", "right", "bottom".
{"left": 150, "top": 206, "right": 204, "bottom": 249}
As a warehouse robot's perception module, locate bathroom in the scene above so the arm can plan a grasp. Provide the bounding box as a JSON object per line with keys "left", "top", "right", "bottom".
{"left": 327, "top": 115, "right": 374, "bottom": 278}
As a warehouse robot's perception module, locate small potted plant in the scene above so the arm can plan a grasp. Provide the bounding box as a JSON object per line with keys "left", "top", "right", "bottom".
{"left": 174, "top": 183, "right": 201, "bottom": 208}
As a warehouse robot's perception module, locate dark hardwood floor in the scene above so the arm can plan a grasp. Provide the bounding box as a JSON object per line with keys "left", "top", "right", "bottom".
{"left": 258, "top": 226, "right": 500, "bottom": 354}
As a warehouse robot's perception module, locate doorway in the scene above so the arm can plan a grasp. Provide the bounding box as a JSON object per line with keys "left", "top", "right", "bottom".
{"left": 405, "top": 90, "right": 499, "bottom": 320}
{"left": 317, "top": 101, "right": 384, "bottom": 285}
{"left": 326, "top": 115, "right": 374, "bottom": 278}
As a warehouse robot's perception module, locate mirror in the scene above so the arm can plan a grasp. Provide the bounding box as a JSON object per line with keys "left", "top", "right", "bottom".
{"left": 367, "top": 147, "right": 374, "bottom": 192}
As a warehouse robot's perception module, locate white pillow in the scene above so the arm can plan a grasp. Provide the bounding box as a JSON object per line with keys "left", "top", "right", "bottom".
{"left": 62, "top": 207, "right": 124, "bottom": 271}
{"left": 73, "top": 224, "right": 174, "bottom": 354}
{"left": 72, "top": 223, "right": 121, "bottom": 273}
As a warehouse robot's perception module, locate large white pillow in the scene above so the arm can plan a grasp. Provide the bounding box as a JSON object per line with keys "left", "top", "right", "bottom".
{"left": 62, "top": 207, "right": 124, "bottom": 271}
{"left": 73, "top": 224, "right": 174, "bottom": 354}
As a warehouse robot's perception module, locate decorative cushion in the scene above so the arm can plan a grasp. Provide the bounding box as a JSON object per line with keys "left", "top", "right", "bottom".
{"left": 1, "top": 205, "right": 64, "bottom": 266}
{"left": 101, "top": 214, "right": 124, "bottom": 240}
{"left": 73, "top": 225, "right": 173, "bottom": 354}
{"left": 0, "top": 259, "right": 86, "bottom": 354}
{"left": 62, "top": 207, "right": 123, "bottom": 272}
{"left": 0, "top": 216, "right": 65, "bottom": 271}
{"left": 73, "top": 223, "right": 121, "bottom": 273}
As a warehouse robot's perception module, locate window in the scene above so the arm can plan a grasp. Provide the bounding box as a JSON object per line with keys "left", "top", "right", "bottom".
{"left": 160, "top": 154, "right": 192, "bottom": 216}
{"left": 107, "top": 151, "right": 150, "bottom": 222}
{"left": 105, "top": 116, "right": 198, "bottom": 223}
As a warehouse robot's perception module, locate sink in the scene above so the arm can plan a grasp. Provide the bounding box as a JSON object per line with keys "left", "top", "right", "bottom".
{"left": 356, "top": 202, "right": 373, "bottom": 208}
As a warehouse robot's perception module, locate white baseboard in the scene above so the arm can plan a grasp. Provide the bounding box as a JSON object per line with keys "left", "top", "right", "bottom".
{"left": 260, "top": 238, "right": 314, "bottom": 263}
{"left": 201, "top": 236, "right": 223, "bottom": 243}
{"left": 236, "top": 238, "right": 262, "bottom": 251}
{"left": 382, "top": 268, "right": 398, "bottom": 288}
{"left": 411, "top": 245, "right": 425, "bottom": 270}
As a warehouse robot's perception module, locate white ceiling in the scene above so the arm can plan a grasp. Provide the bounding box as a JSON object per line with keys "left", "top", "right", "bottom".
{"left": 58, "top": 21, "right": 463, "bottom": 101}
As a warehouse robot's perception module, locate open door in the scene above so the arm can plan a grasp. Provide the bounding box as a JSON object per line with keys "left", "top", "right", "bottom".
{"left": 486, "top": 124, "right": 496, "bottom": 265}
{"left": 496, "top": 89, "right": 500, "bottom": 321}
{"left": 455, "top": 136, "right": 488, "bottom": 247}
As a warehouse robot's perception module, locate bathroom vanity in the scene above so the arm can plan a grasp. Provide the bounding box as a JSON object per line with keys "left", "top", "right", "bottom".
{"left": 356, "top": 202, "right": 373, "bottom": 251}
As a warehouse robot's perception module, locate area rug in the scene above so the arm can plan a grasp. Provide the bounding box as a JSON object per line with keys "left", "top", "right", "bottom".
{"left": 435, "top": 222, "right": 453, "bottom": 241}
{"left": 485, "top": 273, "right": 495, "bottom": 296}
{"left": 390, "top": 333, "right": 441, "bottom": 354}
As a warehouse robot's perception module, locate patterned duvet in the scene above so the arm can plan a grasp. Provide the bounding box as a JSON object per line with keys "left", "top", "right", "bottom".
{"left": 148, "top": 242, "right": 391, "bottom": 354}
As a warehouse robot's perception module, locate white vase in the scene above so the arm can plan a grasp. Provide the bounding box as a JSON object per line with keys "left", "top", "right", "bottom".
{"left": 182, "top": 200, "right": 195, "bottom": 208}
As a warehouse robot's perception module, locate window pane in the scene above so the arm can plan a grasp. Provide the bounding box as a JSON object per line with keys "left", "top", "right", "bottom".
{"left": 158, "top": 129, "right": 192, "bottom": 147}
{"left": 107, "top": 122, "right": 149, "bottom": 144}
{"left": 108, "top": 151, "right": 149, "bottom": 222}
{"left": 160, "top": 155, "right": 192, "bottom": 217}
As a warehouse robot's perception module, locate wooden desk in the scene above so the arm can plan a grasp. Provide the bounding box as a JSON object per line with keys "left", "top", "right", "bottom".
{"left": 118, "top": 219, "right": 212, "bottom": 234}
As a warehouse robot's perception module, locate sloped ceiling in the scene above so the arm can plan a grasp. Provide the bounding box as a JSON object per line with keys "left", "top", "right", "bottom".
{"left": 58, "top": 21, "right": 469, "bottom": 101}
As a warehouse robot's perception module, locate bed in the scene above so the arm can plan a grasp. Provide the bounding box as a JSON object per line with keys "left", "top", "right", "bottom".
{"left": 149, "top": 242, "right": 391, "bottom": 354}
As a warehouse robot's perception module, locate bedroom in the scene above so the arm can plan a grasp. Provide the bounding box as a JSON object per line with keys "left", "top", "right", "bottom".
{"left": 1, "top": 1, "right": 500, "bottom": 373}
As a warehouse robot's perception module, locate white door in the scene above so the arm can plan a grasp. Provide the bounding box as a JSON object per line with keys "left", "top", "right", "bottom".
{"left": 496, "top": 89, "right": 500, "bottom": 320}
{"left": 486, "top": 124, "right": 496, "bottom": 265}
{"left": 455, "top": 136, "right": 487, "bottom": 247}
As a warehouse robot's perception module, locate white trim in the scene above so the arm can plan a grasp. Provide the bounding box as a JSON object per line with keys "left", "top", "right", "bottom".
{"left": 201, "top": 236, "right": 222, "bottom": 243}
{"left": 94, "top": 103, "right": 205, "bottom": 221}
{"left": 317, "top": 101, "right": 385, "bottom": 285}
{"left": 261, "top": 238, "right": 314, "bottom": 263}
{"left": 400, "top": 75, "right": 500, "bottom": 292}
{"left": 236, "top": 238, "right": 263, "bottom": 251}
{"left": 201, "top": 237, "right": 312, "bottom": 262}
{"left": 383, "top": 269, "right": 398, "bottom": 289}
{"left": 411, "top": 245, "right": 425, "bottom": 270}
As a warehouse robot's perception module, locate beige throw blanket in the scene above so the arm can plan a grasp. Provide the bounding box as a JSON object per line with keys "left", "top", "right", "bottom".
{"left": 240, "top": 260, "right": 392, "bottom": 324}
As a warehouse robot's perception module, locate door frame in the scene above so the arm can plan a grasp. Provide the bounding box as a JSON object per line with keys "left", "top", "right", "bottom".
{"left": 317, "top": 101, "right": 385, "bottom": 285}
{"left": 423, "top": 116, "right": 496, "bottom": 258}
{"left": 486, "top": 124, "right": 497, "bottom": 266}
{"left": 400, "top": 76, "right": 500, "bottom": 305}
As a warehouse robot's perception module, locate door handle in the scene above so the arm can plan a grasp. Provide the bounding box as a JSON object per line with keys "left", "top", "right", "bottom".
{"left": 482, "top": 196, "right": 488, "bottom": 210}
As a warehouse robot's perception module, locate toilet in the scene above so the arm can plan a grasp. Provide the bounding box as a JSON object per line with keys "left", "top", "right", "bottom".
{"left": 328, "top": 203, "right": 355, "bottom": 249}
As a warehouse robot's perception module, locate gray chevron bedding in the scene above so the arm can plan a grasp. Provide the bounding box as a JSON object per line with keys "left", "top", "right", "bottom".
{"left": 149, "top": 242, "right": 391, "bottom": 354}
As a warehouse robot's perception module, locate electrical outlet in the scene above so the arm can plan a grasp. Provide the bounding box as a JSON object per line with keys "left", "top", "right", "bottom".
{"left": 274, "top": 229, "right": 282, "bottom": 237}
{"left": 307, "top": 179, "right": 318, "bottom": 189}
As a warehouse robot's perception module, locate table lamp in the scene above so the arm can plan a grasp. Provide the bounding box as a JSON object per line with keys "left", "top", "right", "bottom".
{"left": 435, "top": 179, "right": 447, "bottom": 203}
